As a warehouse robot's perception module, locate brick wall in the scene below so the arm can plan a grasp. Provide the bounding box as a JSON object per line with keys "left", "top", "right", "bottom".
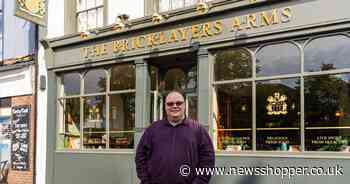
{"left": 7, "top": 95, "right": 35, "bottom": 184}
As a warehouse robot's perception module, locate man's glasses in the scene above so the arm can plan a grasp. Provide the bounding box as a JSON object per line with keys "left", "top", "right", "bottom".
{"left": 166, "top": 101, "right": 184, "bottom": 107}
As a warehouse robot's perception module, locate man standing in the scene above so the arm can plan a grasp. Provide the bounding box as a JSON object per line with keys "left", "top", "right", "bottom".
{"left": 135, "top": 91, "right": 215, "bottom": 184}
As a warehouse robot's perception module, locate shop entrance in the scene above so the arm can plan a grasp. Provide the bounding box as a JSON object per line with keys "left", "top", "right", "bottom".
{"left": 149, "top": 53, "right": 198, "bottom": 122}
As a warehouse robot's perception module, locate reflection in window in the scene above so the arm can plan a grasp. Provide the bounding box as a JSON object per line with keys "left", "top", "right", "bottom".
{"left": 62, "top": 73, "right": 81, "bottom": 96}
{"left": 163, "top": 68, "right": 187, "bottom": 91}
{"left": 256, "top": 43, "right": 300, "bottom": 77}
{"left": 83, "top": 96, "right": 106, "bottom": 149}
{"left": 214, "top": 82, "right": 252, "bottom": 151}
{"left": 214, "top": 48, "right": 252, "bottom": 81}
{"left": 305, "top": 74, "right": 350, "bottom": 127}
{"left": 61, "top": 98, "right": 81, "bottom": 150}
{"left": 109, "top": 94, "right": 135, "bottom": 149}
{"left": 84, "top": 69, "right": 106, "bottom": 94}
{"left": 256, "top": 78, "right": 300, "bottom": 128}
{"left": 306, "top": 129, "right": 350, "bottom": 152}
{"left": 304, "top": 36, "right": 350, "bottom": 72}
{"left": 186, "top": 95, "right": 197, "bottom": 120}
{"left": 149, "top": 65, "right": 158, "bottom": 91}
{"left": 186, "top": 66, "right": 197, "bottom": 89}
{"left": 110, "top": 64, "right": 135, "bottom": 91}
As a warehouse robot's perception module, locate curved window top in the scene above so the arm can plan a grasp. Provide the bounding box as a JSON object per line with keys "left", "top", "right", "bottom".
{"left": 110, "top": 64, "right": 135, "bottom": 91}
{"left": 84, "top": 69, "right": 106, "bottom": 94}
{"left": 256, "top": 42, "right": 300, "bottom": 77}
{"left": 304, "top": 35, "right": 350, "bottom": 72}
{"left": 62, "top": 73, "right": 81, "bottom": 96}
{"left": 214, "top": 48, "right": 252, "bottom": 81}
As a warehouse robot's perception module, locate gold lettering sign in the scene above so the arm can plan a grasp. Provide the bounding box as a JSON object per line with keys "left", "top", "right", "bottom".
{"left": 82, "top": 7, "right": 292, "bottom": 59}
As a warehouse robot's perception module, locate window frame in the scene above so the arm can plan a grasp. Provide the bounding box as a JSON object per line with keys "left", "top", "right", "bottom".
{"left": 57, "top": 63, "right": 136, "bottom": 151}
{"left": 76, "top": 0, "right": 105, "bottom": 32}
{"left": 212, "top": 33, "right": 350, "bottom": 154}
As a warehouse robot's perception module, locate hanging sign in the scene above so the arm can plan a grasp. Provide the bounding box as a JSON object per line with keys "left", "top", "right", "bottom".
{"left": 15, "top": 0, "right": 46, "bottom": 26}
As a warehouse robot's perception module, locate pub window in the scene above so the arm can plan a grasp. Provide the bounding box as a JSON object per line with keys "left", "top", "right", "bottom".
{"left": 305, "top": 74, "right": 350, "bottom": 151}
{"left": 213, "top": 48, "right": 253, "bottom": 151}
{"left": 304, "top": 35, "right": 350, "bottom": 72}
{"left": 57, "top": 64, "right": 136, "bottom": 150}
{"left": 256, "top": 78, "right": 301, "bottom": 151}
{"left": 213, "top": 82, "right": 253, "bottom": 151}
{"left": 214, "top": 48, "right": 252, "bottom": 81}
{"left": 77, "top": 0, "right": 104, "bottom": 32}
{"left": 256, "top": 42, "right": 301, "bottom": 77}
{"left": 57, "top": 73, "right": 82, "bottom": 150}
{"left": 109, "top": 64, "right": 136, "bottom": 149}
{"left": 214, "top": 34, "right": 350, "bottom": 153}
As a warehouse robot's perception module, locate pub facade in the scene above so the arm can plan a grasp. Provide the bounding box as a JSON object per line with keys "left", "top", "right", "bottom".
{"left": 42, "top": 0, "right": 350, "bottom": 183}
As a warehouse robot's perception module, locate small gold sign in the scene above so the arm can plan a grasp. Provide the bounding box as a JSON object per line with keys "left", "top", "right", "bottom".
{"left": 266, "top": 92, "right": 288, "bottom": 115}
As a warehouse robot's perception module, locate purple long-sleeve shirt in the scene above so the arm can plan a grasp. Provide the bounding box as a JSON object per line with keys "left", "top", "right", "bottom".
{"left": 135, "top": 118, "right": 215, "bottom": 184}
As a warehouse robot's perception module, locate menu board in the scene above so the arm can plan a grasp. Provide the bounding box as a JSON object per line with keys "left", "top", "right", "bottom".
{"left": 11, "top": 105, "right": 30, "bottom": 171}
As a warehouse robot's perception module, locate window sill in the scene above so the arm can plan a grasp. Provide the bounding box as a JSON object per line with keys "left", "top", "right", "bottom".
{"left": 215, "top": 151, "right": 350, "bottom": 159}
{"left": 55, "top": 149, "right": 134, "bottom": 155}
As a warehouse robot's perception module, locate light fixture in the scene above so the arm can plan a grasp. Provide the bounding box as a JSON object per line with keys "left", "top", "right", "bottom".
{"left": 152, "top": 12, "right": 168, "bottom": 24}
{"left": 196, "top": 1, "right": 210, "bottom": 15}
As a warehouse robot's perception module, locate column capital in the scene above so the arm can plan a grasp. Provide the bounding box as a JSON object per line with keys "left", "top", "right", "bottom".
{"left": 134, "top": 58, "right": 147, "bottom": 65}
{"left": 197, "top": 48, "right": 209, "bottom": 57}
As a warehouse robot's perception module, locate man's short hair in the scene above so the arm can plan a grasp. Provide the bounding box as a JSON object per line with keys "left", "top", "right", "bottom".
{"left": 164, "top": 90, "right": 186, "bottom": 101}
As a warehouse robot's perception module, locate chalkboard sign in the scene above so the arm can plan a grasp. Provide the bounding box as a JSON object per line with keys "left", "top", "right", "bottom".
{"left": 11, "top": 105, "right": 30, "bottom": 171}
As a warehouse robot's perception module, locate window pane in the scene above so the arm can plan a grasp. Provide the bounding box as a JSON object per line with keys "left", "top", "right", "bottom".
{"left": 97, "top": 7, "right": 103, "bottom": 27}
{"left": 87, "top": 9, "right": 97, "bottom": 30}
{"left": 149, "top": 65, "right": 158, "bottom": 91}
{"left": 110, "top": 64, "right": 135, "bottom": 91}
{"left": 304, "top": 35, "right": 350, "bottom": 72}
{"left": 77, "top": 0, "right": 86, "bottom": 11}
{"left": 214, "top": 82, "right": 252, "bottom": 152}
{"left": 62, "top": 73, "right": 81, "bottom": 96}
{"left": 256, "top": 78, "right": 300, "bottom": 128}
{"left": 305, "top": 74, "right": 350, "bottom": 127}
{"left": 84, "top": 69, "right": 106, "bottom": 94}
{"left": 306, "top": 129, "right": 350, "bottom": 152}
{"left": 186, "top": 66, "right": 197, "bottom": 89}
{"left": 256, "top": 43, "right": 300, "bottom": 77}
{"left": 214, "top": 48, "right": 252, "bottom": 81}
{"left": 257, "top": 130, "right": 300, "bottom": 151}
{"left": 63, "top": 98, "right": 81, "bottom": 150}
{"left": 78, "top": 12, "right": 87, "bottom": 32}
{"left": 172, "top": 0, "right": 185, "bottom": 9}
{"left": 186, "top": 95, "right": 197, "bottom": 120}
{"left": 214, "top": 83, "right": 252, "bottom": 129}
{"left": 185, "top": 0, "right": 197, "bottom": 6}
{"left": 159, "top": 0, "right": 170, "bottom": 12}
{"left": 83, "top": 96, "right": 106, "bottom": 149}
{"left": 86, "top": 0, "right": 96, "bottom": 9}
{"left": 109, "top": 93, "right": 135, "bottom": 149}
{"left": 162, "top": 68, "right": 186, "bottom": 91}
{"left": 95, "top": 0, "right": 103, "bottom": 6}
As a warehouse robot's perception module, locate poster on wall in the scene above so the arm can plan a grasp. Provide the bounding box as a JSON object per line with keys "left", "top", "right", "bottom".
{"left": 15, "top": 0, "right": 46, "bottom": 26}
{"left": 11, "top": 106, "right": 30, "bottom": 171}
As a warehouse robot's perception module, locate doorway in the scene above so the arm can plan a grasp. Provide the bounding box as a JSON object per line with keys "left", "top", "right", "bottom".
{"left": 149, "top": 53, "right": 198, "bottom": 122}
